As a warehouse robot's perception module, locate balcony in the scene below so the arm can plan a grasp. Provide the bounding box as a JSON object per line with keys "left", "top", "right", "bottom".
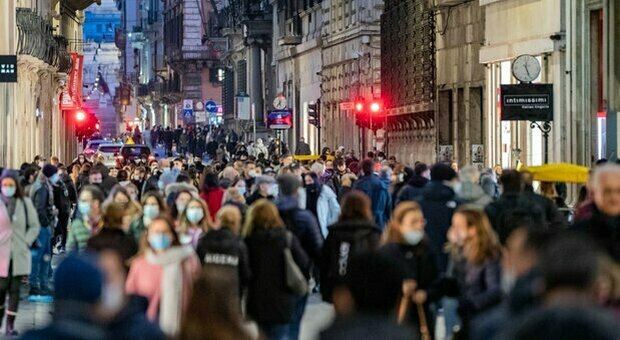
{"left": 278, "top": 35, "right": 302, "bottom": 46}
{"left": 16, "top": 8, "right": 72, "bottom": 73}
{"left": 63, "top": 0, "right": 101, "bottom": 10}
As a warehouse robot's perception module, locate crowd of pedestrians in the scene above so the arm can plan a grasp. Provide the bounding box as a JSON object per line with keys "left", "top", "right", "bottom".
{"left": 0, "top": 139, "right": 619, "bottom": 339}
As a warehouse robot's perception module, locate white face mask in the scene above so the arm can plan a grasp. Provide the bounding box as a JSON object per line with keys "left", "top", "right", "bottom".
{"left": 403, "top": 230, "right": 424, "bottom": 245}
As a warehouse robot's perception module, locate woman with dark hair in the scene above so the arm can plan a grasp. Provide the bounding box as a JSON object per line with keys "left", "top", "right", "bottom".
{"left": 129, "top": 191, "right": 167, "bottom": 243}
{"left": 0, "top": 170, "right": 41, "bottom": 335}
{"left": 320, "top": 191, "right": 382, "bottom": 303}
{"left": 199, "top": 169, "right": 225, "bottom": 218}
{"left": 87, "top": 202, "right": 138, "bottom": 268}
{"left": 168, "top": 189, "right": 194, "bottom": 221}
{"left": 126, "top": 215, "right": 200, "bottom": 336}
{"left": 67, "top": 185, "right": 106, "bottom": 253}
{"left": 244, "top": 199, "right": 309, "bottom": 339}
{"left": 177, "top": 198, "right": 212, "bottom": 248}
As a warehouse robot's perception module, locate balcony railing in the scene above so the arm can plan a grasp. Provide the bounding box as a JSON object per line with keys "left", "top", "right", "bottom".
{"left": 16, "top": 8, "right": 72, "bottom": 73}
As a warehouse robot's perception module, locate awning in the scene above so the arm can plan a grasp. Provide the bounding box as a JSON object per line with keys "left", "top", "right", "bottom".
{"left": 520, "top": 163, "right": 590, "bottom": 183}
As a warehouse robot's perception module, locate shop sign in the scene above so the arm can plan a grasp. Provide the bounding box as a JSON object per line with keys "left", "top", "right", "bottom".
{"left": 0, "top": 55, "right": 17, "bottom": 83}
{"left": 501, "top": 84, "right": 553, "bottom": 121}
{"left": 267, "top": 110, "right": 293, "bottom": 130}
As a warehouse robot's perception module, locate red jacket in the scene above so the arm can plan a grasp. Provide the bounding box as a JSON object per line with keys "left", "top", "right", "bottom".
{"left": 200, "top": 188, "right": 225, "bottom": 219}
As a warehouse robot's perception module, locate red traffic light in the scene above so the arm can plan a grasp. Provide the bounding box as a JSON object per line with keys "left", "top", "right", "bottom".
{"left": 95, "top": 123, "right": 100, "bottom": 130}
{"left": 76, "top": 110, "right": 86, "bottom": 121}
{"left": 370, "top": 99, "right": 383, "bottom": 114}
{"left": 355, "top": 102, "right": 364, "bottom": 112}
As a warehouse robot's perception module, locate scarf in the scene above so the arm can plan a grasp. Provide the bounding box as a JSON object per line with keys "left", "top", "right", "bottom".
{"left": 145, "top": 245, "right": 195, "bottom": 336}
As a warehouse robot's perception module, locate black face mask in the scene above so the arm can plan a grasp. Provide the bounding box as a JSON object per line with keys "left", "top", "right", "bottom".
{"left": 305, "top": 183, "right": 318, "bottom": 193}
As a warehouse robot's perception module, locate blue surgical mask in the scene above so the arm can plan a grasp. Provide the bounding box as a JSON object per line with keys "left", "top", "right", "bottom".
{"left": 403, "top": 230, "right": 424, "bottom": 246}
{"left": 1, "top": 187, "right": 16, "bottom": 198}
{"left": 186, "top": 207, "right": 204, "bottom": 224}
{"left": 50, "top": 173, "right": 60, "bottom": 184}
{"left": 148, "top": 234, "right": 172, "bottom": 251}
{"left": 143, "top": 205, "right": 159, "bottom": 219}
{"left": 237, "top": 187, "right": 246, "bottom": 196}
{"left": 78, "top": 200, "right": 91, "bottom": 217}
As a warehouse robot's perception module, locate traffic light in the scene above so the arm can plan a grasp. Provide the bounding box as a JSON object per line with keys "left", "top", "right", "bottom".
{"left": 370, "top": 99, "right": 383, "bottom": 114}
{"left": 76, "top": 110, "right": 86, "bottom": 121}
{"left": 355, "top": 99, "right": 365, "bottom": 113}
{"left": 308, "top": 100, "right": 320, "bottom": 128}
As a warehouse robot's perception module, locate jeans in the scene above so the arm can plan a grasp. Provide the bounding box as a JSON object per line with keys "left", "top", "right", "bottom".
{"left": 29, "top": 226, "right": 52, "bottom": 291}
{"left": 260, "top": 323, "right": 291, "bottom": 340}
{"left": 289, "top": 295, "right": 308, "bottom": 340}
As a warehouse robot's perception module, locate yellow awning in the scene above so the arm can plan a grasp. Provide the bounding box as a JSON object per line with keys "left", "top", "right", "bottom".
{"left": 293, "top": 155, "right": 334, "bottom": 162}
{"left": 520, "top": 163, "right": 589, "bottom": 183}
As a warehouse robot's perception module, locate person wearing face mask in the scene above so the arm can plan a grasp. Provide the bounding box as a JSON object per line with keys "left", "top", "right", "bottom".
{"left": 28, "top": 164, "right": 60, "bottom": 297}
{"left": 380, "top": 202, "right": 440, "bottom": 338}
{"left": 303, "top": 172, "right": 340, "bottom": 238}
{"left": 167, "top": 190, "right": 194, "bottom": 221}
{"left": 246, "top": 175, "right": 276, "bottom": 206}
{"left": 52, "top": 165, "right": 73, "bottom": 254}
{"left": 125, "top": 216, "right": 200, "bottom": 336}
{"left": 129, "top": 192, "right": 167, "bottom": 244}
{"left": 177, "top": 199, "right": 211, "bottom": 248}
{"left": 199, "top": 171, "right": 225, "bottom": 218}
{"left": 0, "top": 170, "right": 41, "bottom": 335}
{"left": 95, "top": 250, "right": 165, "bottom": 339}
{"left": 443, "top": 208, "right": 502, "bottom": 337}
{"left": 67, "top": 185, "right": 105, "bottom": 253}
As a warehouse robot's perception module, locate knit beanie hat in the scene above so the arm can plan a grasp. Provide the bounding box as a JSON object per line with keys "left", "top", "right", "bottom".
{"left": 54, "top": 254, "right": 104, "bottom": 304}
{"left": 41, "top": 164, "right": 58, "bottom": 178}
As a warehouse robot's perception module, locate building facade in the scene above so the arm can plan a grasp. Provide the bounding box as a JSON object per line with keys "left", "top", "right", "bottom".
{"left": 272, "top": 0, "right": 323, "bottom": 153}
{"left": 322, "top": 0, "right": 383, "bottom": 154}
{"left": 381, "top": 0, "right": 434, "bottom": 165}
{"left": 435, "top": 0, "right": 485, "bottom": 167}
{"left": 0, "top": 0, "right": 93, "bottom": 167}
{"left": 83, "top": 0, "right": 121, "bottom": 138}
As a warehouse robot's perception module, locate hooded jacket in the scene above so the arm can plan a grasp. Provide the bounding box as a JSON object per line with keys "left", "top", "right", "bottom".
{"left": 414, "top": 181, "right": 457, "bottom": 272}
{"left": 457, "top": 182, "right": 492, "bottom": 209}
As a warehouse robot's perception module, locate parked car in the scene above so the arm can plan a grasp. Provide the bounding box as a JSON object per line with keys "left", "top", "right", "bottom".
{"left": 84, "top": 139, "right": 108, "bottom": 161}
{"left": 117, "top": 144, "right": 153, "bottom": 167}
{"left": 95, "top": 143, "right": 123, "bottom": 168}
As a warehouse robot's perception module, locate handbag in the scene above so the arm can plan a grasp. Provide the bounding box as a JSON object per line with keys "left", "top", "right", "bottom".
{"left": 284, "top": 231, "right": 309, "bottom": 296}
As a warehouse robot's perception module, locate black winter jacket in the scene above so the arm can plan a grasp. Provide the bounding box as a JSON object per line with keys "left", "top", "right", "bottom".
{"left": 245, "top": 228, "right": 310, "bottom": 324}
{"left": 414, "top": 181, "right": 457, "bottom": 272}
{"left": 196, "top": 227, "right": 251, "bottom": 290}
{"left": 320, "top": 220, "right": 381, "bottom": 302}
{"left": 277, "top": 196, "right": 324, "bottom": 263}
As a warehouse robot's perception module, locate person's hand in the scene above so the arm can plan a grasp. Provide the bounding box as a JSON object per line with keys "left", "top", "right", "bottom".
{"left": 413, "top": 290, "right": 427, "bottom": 304}
{"left": 402, "top": 279, "right": 417, "bottom": 297}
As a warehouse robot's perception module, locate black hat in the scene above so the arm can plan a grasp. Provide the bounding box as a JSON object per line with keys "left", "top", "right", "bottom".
{"left": 289, "top": 162, "right": 301, "bottom": 171}
{"left": 41, "top": 164, "right": 58, "bottom": 178}
{"left": 430, "top": 163, "right": 456, "bottom": 182}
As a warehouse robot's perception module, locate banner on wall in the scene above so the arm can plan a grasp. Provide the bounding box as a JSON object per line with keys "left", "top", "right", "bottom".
{"left": 61, "top": 53, "right": 84, "bottom": 110}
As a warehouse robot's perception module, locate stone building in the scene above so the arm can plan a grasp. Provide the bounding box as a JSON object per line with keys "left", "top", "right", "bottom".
{"left": 381, "top": 0, "right": 435, "bottom": 165}
{"left": 435, "top": 0, "right": 485, "bottom": 166}
{"left": 321, "top": 0, "right": 383, "bottom": 154}
{"left": 272, "top": 0, "right": 324, "bottom": 152}
{"left": 162, "top": 0, "right": 225, "bottom": 127}
{"left": 83, "top": 0, "right": 121, "bottom": 138}
{"left": 0, "top": 0, "right": 91, "bottom": 167}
